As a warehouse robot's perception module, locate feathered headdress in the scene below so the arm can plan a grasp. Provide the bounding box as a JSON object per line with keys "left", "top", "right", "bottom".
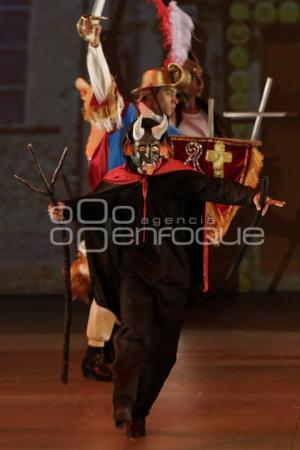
{"left": 147, "top": 0, "right": 194, "bottom": 65}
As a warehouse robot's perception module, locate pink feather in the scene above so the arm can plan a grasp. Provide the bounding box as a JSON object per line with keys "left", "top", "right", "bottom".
{"left": 167, "top": 1, "right": 194, "bottom": 65}
{"left": 148, "top": 0, "right": 194, "bottom": 66}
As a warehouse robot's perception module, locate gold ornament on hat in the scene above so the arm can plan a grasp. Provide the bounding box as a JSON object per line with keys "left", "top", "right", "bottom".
{"left": 182, "top": 50, "right": 204, "bottom": 83}
{"left": 131, "top": 63, "right": 191, "bottom": 97}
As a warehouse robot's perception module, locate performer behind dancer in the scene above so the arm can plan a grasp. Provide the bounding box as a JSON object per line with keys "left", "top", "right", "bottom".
{"left": 74, "top": 12, "right": 190, "bottom": 383}
{"left": 49, "top": 116, "right": 285, "bottom": 438}
{"left": 171, "top": 52, "right": 223, "bottom": 137}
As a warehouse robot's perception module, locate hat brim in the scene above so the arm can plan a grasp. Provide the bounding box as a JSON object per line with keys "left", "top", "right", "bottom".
{"left": 131, "top": 84, "right": 176, "bottom": 97}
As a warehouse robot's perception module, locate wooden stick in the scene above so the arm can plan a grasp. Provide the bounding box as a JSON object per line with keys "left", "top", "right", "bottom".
{"left": 51, "top": 147, "right": 68, "bottom": 189}
{"left": 13, "top": 175, "right": 48, "bottom": 196}
{"left": 27, "top": 143, "right": 52, "bottom": 196}
{"left": 15, "top": 144, "right": 73, "bottom": 384}
{"left": 60, "top": 233, "right": 73, "bottom": 384}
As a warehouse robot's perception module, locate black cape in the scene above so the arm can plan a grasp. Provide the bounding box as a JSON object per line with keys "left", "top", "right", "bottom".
{"left": 66, "top": 159, "right": 255, "bottom": 315}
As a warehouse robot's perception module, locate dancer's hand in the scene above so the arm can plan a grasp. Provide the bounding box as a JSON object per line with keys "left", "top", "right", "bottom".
{"left": 48, "top": 201, "right": 65, "bottom": 222}
{"left": 253, "top": 193, "right": 285, "bottom": 216}
{"left": 91, "top": 23, "right": 101, "bottom": 48}
{"left": 77, "top": 15, "right": 102, "bottom": 48}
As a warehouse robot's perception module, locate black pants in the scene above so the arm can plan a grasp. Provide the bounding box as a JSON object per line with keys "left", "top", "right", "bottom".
{"left": 112, "top": 261, "right": 189, "bottom": 418}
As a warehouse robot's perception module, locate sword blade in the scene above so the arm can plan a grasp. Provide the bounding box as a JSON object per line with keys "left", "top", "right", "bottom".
{"left": 223, "top": 112, "right": 292, "bottom": 119}
{"left": 208, "top": 98, "right": 214, "bottom": 138}
{"left": 92, "top": 0, "right": 105, "bottom": 17}
{"left": 251, "top": 77, "right": 273, "bottom": 140}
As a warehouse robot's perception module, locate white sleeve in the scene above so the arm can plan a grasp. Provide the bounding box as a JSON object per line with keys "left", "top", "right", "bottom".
{"left": 86, "top": 44, "right": 125, "bottom": 131}
{"left": 87, "top": 44, "right": 112, "bottom": 104}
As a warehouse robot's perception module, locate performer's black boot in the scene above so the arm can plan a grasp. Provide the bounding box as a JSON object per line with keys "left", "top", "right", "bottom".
{"left": 114, "top": 403, "right": 132, "bottom": 429}
{"left": 81, "top": 346, "right": 112, "bottom": 382}
{"left": 103, "top": 338, "right": 115, "bottom": 364}
{"left": 126, "top": 417, "right": 146, "bottom": 438}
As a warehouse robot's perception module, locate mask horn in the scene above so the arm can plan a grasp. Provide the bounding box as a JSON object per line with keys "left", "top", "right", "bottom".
{"left": 151, "top": 114, "right": 168, "bottom": 140}
{"left": 133, "top": 115, "right": 145, "bottom": 141}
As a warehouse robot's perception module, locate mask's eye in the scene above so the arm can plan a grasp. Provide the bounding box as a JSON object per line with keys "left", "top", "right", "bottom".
{"left": 151, "top": 144, "right": 159, "bottom": 152}
{"left": 138, "top": 145, "right": 146, "bottom": 153}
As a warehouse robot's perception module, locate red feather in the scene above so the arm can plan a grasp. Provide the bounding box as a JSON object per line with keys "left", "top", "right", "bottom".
{"left": 147, "top": 0, "right": 172, "bottom": 55}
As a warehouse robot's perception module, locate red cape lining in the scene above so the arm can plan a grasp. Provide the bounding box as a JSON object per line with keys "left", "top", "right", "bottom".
{"left": 103, "top": 158, "right": 194, "bottom": 185}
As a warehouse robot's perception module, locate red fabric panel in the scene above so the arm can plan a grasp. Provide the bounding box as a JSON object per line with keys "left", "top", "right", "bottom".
{"left": 88, "top": 132, "right": 109, "bottom": 190}
{"left": 171, "top": 137, "right": 253, "bottom": 219}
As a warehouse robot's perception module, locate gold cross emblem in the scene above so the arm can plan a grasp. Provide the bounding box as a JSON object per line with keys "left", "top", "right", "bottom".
{"left": 205, "top": 141, "right": 233, "bottom": 178}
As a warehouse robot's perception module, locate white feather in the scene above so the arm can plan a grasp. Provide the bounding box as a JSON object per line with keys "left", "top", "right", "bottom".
{"left": 168, "top": 1, "right": 194, "bottom": 65}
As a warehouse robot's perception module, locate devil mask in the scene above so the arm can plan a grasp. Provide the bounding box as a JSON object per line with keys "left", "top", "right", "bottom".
{"left": 124, "top": 115, "right": 169, "bottom": 175}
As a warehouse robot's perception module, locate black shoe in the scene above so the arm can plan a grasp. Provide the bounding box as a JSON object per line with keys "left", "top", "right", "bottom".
{"left": 114, "top": 405, "right": 132, "bottom": 429}
{"left": 104, "top": 339, "right": 115, "bottom": 364}
{"left": 127, "top": 417, "right": 146, "bottom": 438}
{"left": 81, "top": 346, "right": 112, "bottom": 382}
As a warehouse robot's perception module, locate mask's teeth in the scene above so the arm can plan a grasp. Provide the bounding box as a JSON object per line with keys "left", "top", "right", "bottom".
{"left": 144, "top": 163, "right": 156, "bottom": 175}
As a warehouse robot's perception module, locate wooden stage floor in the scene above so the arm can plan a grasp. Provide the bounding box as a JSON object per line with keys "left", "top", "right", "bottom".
{"left": 1, "top": 293, "right": 300, "bottom": 450}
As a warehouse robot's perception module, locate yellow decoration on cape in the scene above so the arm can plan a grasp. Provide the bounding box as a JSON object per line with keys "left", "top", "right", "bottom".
{"left": 205, "top": 141, "right": 233, "bottom": 178}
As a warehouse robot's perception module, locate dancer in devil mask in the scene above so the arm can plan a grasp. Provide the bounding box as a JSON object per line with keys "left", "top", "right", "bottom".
{"left": 49, "top": 117, "right": 284, "bottom": 438}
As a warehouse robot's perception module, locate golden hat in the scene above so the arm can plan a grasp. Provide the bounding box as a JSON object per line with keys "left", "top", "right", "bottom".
{"left": 131, "top": 63, "right": 191, "bottom": 97}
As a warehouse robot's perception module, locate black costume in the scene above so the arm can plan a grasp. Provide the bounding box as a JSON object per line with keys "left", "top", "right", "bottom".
{"left": 65, "top": 158, "right": 255, "bottom": 420}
